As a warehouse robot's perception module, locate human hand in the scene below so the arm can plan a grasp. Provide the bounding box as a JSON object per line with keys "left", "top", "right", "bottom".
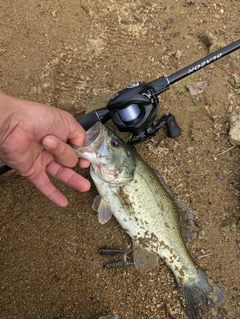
{"left": 0, "top": 93, "right": 90, "bottom": 206}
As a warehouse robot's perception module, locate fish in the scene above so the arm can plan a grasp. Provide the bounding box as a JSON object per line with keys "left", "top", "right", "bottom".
{"left": 72, "top": 121, "right": 226, "bottom": 319}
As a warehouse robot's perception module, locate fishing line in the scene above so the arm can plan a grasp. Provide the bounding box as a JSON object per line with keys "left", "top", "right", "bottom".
{"left": 20, "top": 232, "right": 103, "bottom": 272}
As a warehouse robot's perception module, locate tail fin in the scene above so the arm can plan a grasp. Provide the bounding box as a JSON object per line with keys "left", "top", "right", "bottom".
{"left": 181, "top": 268, "right": 226, "bottom": 319}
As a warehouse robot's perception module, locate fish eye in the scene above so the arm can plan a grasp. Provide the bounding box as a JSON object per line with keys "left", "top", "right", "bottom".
{"left": 111, "top": 138, "right": 120, "bottom": 148}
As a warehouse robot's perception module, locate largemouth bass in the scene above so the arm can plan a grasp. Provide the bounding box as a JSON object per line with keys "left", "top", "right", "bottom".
{"left": 72, "top": 122, "right": 225, "bottom": 319}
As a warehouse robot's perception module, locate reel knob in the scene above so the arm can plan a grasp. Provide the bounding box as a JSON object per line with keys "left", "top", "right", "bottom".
{"left": 165, "top": 114, "right": 181, "bottom": 138}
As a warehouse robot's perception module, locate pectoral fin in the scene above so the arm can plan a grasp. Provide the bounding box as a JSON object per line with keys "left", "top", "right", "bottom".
{"left": 92, "top": 195, "right": 113, "bottom": 225}
{"left": 133, "top": 245, "right": 159, "bottom": 272}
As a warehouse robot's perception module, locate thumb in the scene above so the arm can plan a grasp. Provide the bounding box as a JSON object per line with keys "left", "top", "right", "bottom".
{"left": 66, "top": 118, "right": 87, "bottom": 147}
{"left": 42, "top": 135, "right": 78, "bottom": 168}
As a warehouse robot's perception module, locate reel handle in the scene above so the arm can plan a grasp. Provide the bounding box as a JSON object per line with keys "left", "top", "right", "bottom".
{"left": 165, "top": 114, "right": 181, "bottom": 138}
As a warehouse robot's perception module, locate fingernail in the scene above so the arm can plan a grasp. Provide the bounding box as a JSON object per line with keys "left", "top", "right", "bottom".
{"left": 43, "top": 137, "right": 57, "bottom": 149}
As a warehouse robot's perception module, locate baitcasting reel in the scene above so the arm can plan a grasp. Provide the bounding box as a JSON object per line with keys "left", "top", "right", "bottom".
{"left": 77, "top": 78, "right": 180, "bottom": 147}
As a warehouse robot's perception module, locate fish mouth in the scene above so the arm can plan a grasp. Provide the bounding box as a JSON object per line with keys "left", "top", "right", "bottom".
{"left": 83, "top": 121, "right": 103, "bottom": 147}
{"left": 77, "top": 121, "right": 108, "bottom": 159}
{"left": 70, "top": 121, "right": 108, "bottom": 161}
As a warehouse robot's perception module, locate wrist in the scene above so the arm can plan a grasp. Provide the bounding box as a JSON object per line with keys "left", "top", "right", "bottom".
{"left": 0, "top": 92, "right": 22, "bottom": 145}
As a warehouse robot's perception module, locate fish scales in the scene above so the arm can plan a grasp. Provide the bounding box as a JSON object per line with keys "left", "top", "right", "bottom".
{"left": 112, "top": 155, "right": 197, "bottom": 282}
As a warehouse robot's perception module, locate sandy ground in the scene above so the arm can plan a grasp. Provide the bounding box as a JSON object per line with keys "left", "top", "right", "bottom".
{"left": 0, "top": 1, "right": 240, "bottom": 318}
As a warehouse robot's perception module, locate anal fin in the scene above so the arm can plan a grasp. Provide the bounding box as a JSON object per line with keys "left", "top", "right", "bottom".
{"left": 133, "top": 245, "right": 159, "bottom": 272}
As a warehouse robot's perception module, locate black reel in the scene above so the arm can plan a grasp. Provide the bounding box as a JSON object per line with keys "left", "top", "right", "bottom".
{"left": 107, "top": 80, "right": 182, "bottom": 146}
{"left": 78, "top": 77, "right": 181, "bottom": 147}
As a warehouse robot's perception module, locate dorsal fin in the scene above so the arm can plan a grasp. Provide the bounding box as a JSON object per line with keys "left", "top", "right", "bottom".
{"left": 153, "top": 169, "right": 196, "bottom": 241}
{"left": 174, "top": 198, "right": 196, "bottom": 242}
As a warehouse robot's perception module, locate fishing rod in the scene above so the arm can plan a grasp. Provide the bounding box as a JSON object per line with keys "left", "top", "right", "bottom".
{"left": 0, "top": 39, "right": 239, "bottom": 176}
